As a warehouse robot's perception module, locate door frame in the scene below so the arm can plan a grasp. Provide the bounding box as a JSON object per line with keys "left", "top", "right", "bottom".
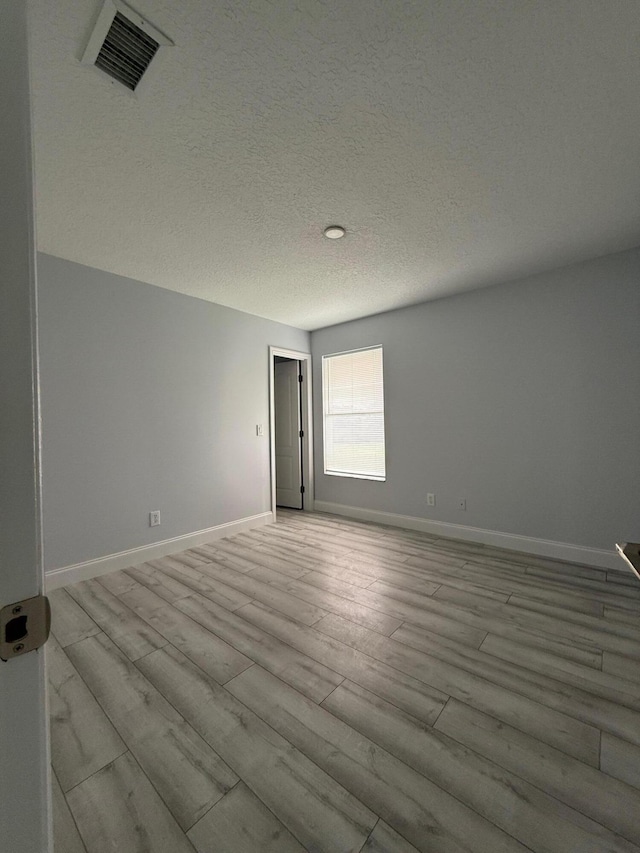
{"left": 1, "top": 5, "right": 52, "bottom": 851}
{"left": 269, "top": 346, "right": 314, "bottom": 516}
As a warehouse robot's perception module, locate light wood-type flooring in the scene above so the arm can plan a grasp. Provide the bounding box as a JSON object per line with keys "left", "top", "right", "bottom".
{"left": 48, "top": 510, "right": 640, "bottom": 853}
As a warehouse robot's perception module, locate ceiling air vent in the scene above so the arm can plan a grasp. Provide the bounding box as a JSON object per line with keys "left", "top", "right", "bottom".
{"left": 82, "top": 0, "right": 173, "bottom": 92}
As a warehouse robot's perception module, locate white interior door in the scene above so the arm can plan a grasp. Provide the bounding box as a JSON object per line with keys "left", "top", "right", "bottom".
{"left": 275, "top": 360, "right": 303, "bottom": 508}
{"left": 0, "top": 6, "right": 51, "bottom": 852}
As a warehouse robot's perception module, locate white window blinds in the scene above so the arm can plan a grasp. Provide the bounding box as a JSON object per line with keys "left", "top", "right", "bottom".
{"left": 322, "top": 346, "right": 386, "bottom": 481}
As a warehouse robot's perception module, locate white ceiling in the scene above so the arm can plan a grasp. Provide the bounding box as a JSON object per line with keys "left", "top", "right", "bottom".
{"left": 29, "top": 0, "right": 640, "bottom": 330}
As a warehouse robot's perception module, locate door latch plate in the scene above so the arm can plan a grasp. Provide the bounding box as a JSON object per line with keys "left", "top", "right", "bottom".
{"left": 0, "top": 595, "right": 51, "bottom": 661}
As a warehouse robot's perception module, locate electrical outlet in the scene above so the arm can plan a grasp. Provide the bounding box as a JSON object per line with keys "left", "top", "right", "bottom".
{"left": 256, "top": 424, "right": 264, "bottom": 436}
{"left": 427, "top": 493, "right": 436, "bottom": 507}
{"left": 149, "top": 511, "right": 161, "bottom": 527}
{"left": 458, "top": 499, "right": 466, "bottom": 511}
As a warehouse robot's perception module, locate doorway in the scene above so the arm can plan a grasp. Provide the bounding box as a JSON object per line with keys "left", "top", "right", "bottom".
{"left": 274, "top": 357, "right": 303, "bottom": 508}
{"left": 269, "top": 347, "right": 314, "bottom": 517}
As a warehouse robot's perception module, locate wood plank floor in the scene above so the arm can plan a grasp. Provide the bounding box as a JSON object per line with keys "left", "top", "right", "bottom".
{"left": 48, "top": 510, "right": 640, "bottom": 853}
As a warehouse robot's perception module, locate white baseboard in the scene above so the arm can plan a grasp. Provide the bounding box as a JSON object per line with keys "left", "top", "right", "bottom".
{"left": 45, "top": 511, "right": 275, "bottom": 591}
{"left": 314, "top": 501, "right": 621, "bottom": 571}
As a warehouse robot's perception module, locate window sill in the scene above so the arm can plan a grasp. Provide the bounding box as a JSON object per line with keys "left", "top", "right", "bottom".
{"left": 323, "top": 470, "right": 386, "bottom": 482}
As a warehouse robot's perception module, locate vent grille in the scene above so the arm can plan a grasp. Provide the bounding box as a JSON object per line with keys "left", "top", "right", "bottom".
{"left": 95, "top": 11, "right": 159, "bottom": 90}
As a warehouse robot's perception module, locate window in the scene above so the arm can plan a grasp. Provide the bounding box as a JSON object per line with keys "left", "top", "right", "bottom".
{"left": 322, "top": 346, "right": 386, "bottom": 481}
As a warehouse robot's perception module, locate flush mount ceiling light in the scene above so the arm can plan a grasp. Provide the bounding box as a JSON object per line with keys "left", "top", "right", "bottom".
{"left": 324, "top": 225, "right": 346, "bottom": 239}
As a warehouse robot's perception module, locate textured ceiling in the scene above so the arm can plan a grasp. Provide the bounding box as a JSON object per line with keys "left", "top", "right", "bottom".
{"left": 29, "top": 0, "right": 640, "bottom": 330}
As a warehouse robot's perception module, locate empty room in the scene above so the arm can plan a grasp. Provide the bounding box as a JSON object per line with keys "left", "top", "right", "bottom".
{"left": 2, "top": 1, "right": 640, "bottom": 852}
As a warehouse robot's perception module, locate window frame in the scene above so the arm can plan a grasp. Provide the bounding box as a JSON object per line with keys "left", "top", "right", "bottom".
{"left": 321, "top": 344, "right": 386, "bottom": 482}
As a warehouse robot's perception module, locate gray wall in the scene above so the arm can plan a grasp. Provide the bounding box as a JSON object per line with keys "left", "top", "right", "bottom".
{"left": 311, "top": 248, "right": 640, "bottom": 552}
{"left": 38, "top": 253, "right": 309, "bottom": 571}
